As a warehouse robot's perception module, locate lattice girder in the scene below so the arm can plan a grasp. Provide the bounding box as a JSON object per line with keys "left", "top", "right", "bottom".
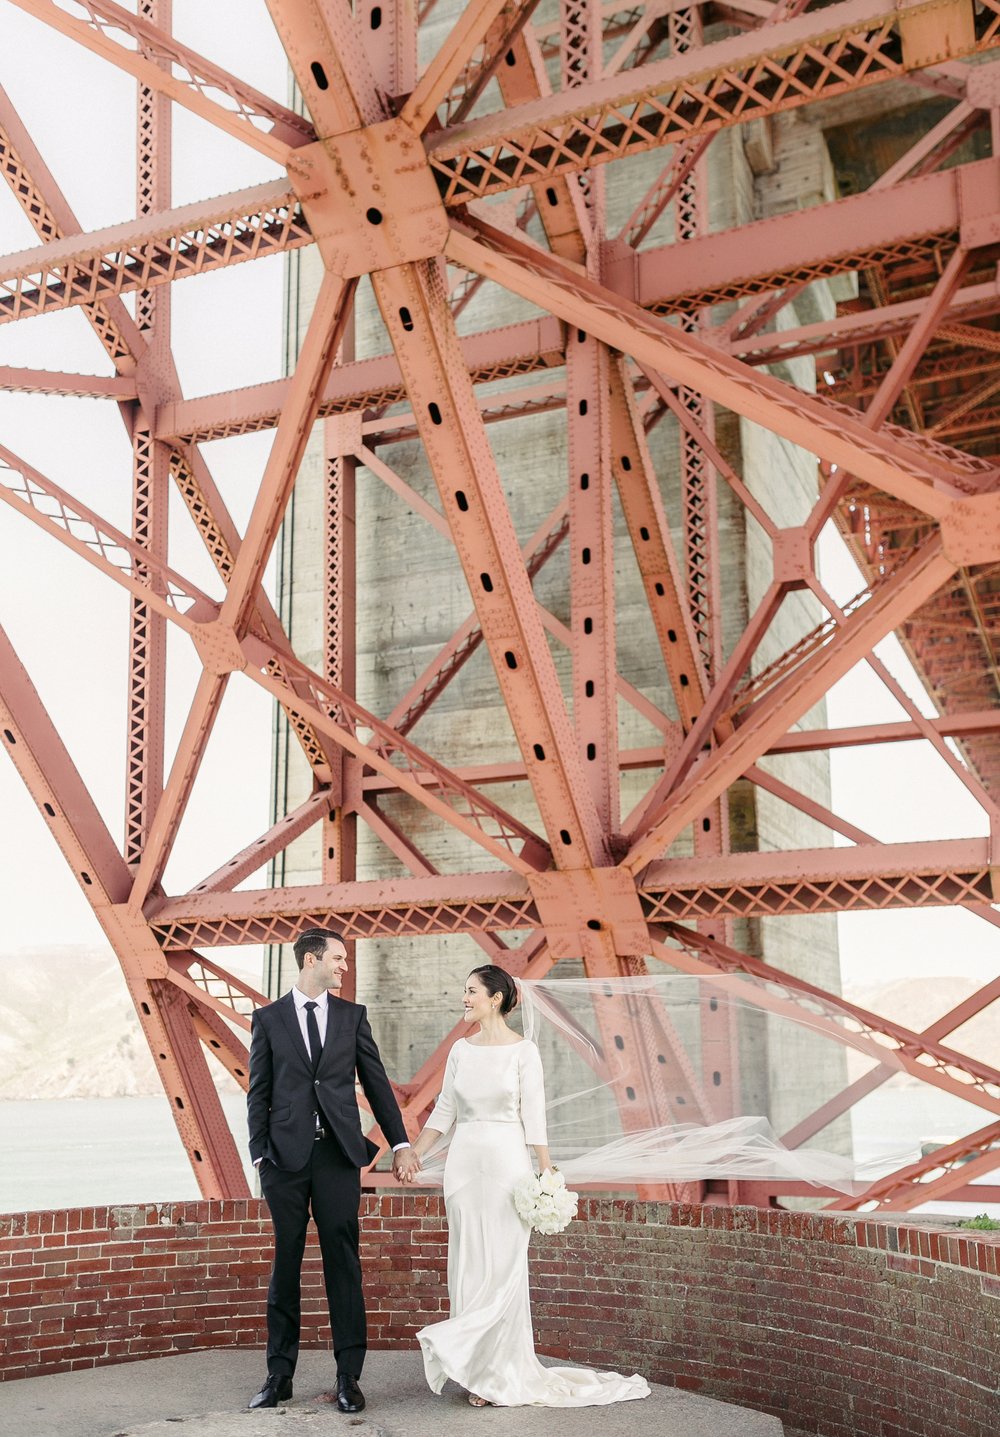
{"left": 3, "top": 0, "right": 1000, "bottom": 1211}
{"left": 426, "top": 0, "right": 1000, "bottom": 203}
{"left": 0, "top": 182, "right": 311, "bottom": 325}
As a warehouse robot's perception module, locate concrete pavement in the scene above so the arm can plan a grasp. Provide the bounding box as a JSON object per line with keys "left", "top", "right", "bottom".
{"left": 0, "top": 1349, "right": 785, "bottom": 1437}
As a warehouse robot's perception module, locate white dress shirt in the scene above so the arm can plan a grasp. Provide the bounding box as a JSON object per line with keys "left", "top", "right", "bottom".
{"left": 291, "top": 982, "right": 330, "bottom": 1058}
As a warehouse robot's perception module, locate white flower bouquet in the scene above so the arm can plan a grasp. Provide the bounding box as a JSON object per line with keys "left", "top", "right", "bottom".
{"left": 512, "top": 1166, "right": 579, "bottom": 1234}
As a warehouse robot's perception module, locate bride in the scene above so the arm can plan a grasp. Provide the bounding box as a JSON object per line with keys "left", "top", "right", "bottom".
{"left": 401, "top": 964, "right": 650, "bottom": 1409}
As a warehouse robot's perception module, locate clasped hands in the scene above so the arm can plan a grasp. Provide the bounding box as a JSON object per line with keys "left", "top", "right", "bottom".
{"left": 392, "top": 1147, "right": 423, "bottom": 1184}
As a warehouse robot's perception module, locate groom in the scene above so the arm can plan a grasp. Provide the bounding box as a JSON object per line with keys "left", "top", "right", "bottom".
{"left": 247, "top": 927, "right": 417, "bottom": 1412}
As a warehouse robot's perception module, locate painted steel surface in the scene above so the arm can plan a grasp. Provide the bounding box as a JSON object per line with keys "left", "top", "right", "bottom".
{"left": 1, "top": 0, "right": 1000, "bottom": 1210}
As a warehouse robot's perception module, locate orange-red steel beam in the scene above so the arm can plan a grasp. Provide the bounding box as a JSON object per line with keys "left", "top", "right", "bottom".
{"left": 5, "top": 0, "right": 1000, "bottom": 1212}
{"left": 0, "top": 622, "right": 247, "bottom": 1196}
{"left": 427, "top": 0, "right": 1000, "bottom": 202}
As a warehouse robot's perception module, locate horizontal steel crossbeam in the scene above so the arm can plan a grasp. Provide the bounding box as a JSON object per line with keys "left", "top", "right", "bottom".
{"left": 149, "top": 871, "right": 540, "bottom": 950}
{"left": 146, "top": 836, "right": 998, "bottom": 949}
{"left": 0, "top": 182, "right": 311, "bottom": 325}
{"left": 426, "top": 0, "right": 1000, "bottom": 203}
{"left": 641, "top": 837, "right": 996, "bottom": 920}
{"left": 157, "top": 316, "right": 565, "bottom": 444}
{"left": 629, "top": 160, "right": 985, "bottom": 318}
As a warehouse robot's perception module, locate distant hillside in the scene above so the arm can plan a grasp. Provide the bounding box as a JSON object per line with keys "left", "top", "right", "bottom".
{"left": 847, "top": 974, "right": 999, "bottom": 1073}
{"left": 0, "top": 946, "right": 258, "bottom": 1100}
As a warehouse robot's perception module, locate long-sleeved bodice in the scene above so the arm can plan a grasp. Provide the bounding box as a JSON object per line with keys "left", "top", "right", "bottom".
{"left": 426, "top": 1038, "right": 547, "bottom": 1146}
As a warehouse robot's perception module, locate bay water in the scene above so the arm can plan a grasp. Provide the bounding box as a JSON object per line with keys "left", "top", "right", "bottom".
{"left": 1, "top": 1086, "right": 997, "bottom": 1218}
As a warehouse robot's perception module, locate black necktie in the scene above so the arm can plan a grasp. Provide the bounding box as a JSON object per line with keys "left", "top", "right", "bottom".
{"left": 304, "top": 1000, "right": 322, "bottom": 1072}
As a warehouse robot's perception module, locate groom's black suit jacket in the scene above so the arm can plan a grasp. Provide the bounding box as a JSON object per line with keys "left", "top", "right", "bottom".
{"left": 247, "top": 991, "right": 407, "bottom": 1172}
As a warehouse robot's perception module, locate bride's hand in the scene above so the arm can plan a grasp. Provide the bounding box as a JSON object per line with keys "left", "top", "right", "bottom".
{"left": 393, "top": 1148, "right": 421, "bottom": 1183}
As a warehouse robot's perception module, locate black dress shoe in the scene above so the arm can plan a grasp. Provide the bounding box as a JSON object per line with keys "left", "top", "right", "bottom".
{"left": 335, "top": 1375, "right": 365, "bottom": 1413}
{"left": 249, "top": 1372, "right": 293, "bottom": 1409}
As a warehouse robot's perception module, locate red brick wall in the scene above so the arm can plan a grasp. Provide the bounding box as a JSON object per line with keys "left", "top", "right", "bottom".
{"left": 2, "top": 1197, "right": 998, "bottom": 1436}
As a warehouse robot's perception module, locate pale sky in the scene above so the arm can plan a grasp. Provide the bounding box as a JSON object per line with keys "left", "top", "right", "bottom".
{"left": 0, "top": 4, "right": 996, "bottom": 998}
{"left": 0, "top": 2, "right": 286, "bottom": 960}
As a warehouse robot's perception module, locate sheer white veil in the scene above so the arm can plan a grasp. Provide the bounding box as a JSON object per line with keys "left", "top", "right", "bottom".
{"left": 411, "top": 969, "right": 914, "bottom": 1197}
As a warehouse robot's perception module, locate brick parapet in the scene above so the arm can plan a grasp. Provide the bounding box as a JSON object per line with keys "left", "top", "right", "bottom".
{"left": 1, "top": 1198, "right": 997, "bottom": 1435}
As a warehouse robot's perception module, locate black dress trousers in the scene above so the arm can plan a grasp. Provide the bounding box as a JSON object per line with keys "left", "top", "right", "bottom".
{"left": 259, "top": 1134, "right": 365, "bottom": 1379}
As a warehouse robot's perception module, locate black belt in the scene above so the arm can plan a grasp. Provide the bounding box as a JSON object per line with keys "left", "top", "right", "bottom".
{"left": 314, "top": 1124, "right": 329, "bottom": 1141}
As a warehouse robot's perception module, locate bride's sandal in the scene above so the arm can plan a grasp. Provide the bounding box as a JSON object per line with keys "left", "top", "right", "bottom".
{"left": 468, "top": 1394, "right": 493, "bottom": 1407}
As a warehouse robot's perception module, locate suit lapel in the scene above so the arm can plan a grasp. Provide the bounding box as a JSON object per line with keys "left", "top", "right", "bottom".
{"left": 277, "top": 991, "right": 312, "bottom": 1073}
{"left": 318, "top": 995, "right": 347, "bottom": 1074}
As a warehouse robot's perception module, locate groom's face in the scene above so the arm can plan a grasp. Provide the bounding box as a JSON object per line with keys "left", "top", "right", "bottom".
{"left": 314, "top": 939, "right": 349, "bottom": 992}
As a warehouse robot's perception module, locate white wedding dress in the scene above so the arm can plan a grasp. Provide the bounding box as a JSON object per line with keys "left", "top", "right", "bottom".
{"left": 417, "top": 1038, "right": 650, "bottom": 1407}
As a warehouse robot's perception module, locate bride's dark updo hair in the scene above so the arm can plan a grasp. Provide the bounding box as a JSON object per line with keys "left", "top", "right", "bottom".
{"left": 469, "top": 964, "right": 518, "bottom": 1016}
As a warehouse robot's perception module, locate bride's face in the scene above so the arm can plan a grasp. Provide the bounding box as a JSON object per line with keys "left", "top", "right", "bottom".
{"left": 462, "top": 974, "right": 495, "bottom": 1025}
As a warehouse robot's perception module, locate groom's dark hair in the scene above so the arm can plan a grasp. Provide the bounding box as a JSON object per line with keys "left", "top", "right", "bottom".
{"left": 293, "top": 928, "right": 345, "bottom": 970}
{"left": 469, "top": 964, "right": 518, "bottom": 1016}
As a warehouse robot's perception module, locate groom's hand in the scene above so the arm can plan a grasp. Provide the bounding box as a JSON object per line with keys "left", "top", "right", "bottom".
{"left": 393, "top": 1148, "right": 421, "bottom": 1184}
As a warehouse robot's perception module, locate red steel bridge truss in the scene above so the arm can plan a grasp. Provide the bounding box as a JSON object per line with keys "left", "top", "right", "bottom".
{"left": 2, "top": 0, "right": 1000, "bottom": 1209}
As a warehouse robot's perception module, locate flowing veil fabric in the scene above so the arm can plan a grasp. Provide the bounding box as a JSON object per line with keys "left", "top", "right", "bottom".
{"left": 414, "top": 970, "right": 915, "bottom": 1196}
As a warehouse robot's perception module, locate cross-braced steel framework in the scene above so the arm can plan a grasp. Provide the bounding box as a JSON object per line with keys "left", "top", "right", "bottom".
{"left": 2, "top": 0, "right": 1000, "bottom": 1210}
